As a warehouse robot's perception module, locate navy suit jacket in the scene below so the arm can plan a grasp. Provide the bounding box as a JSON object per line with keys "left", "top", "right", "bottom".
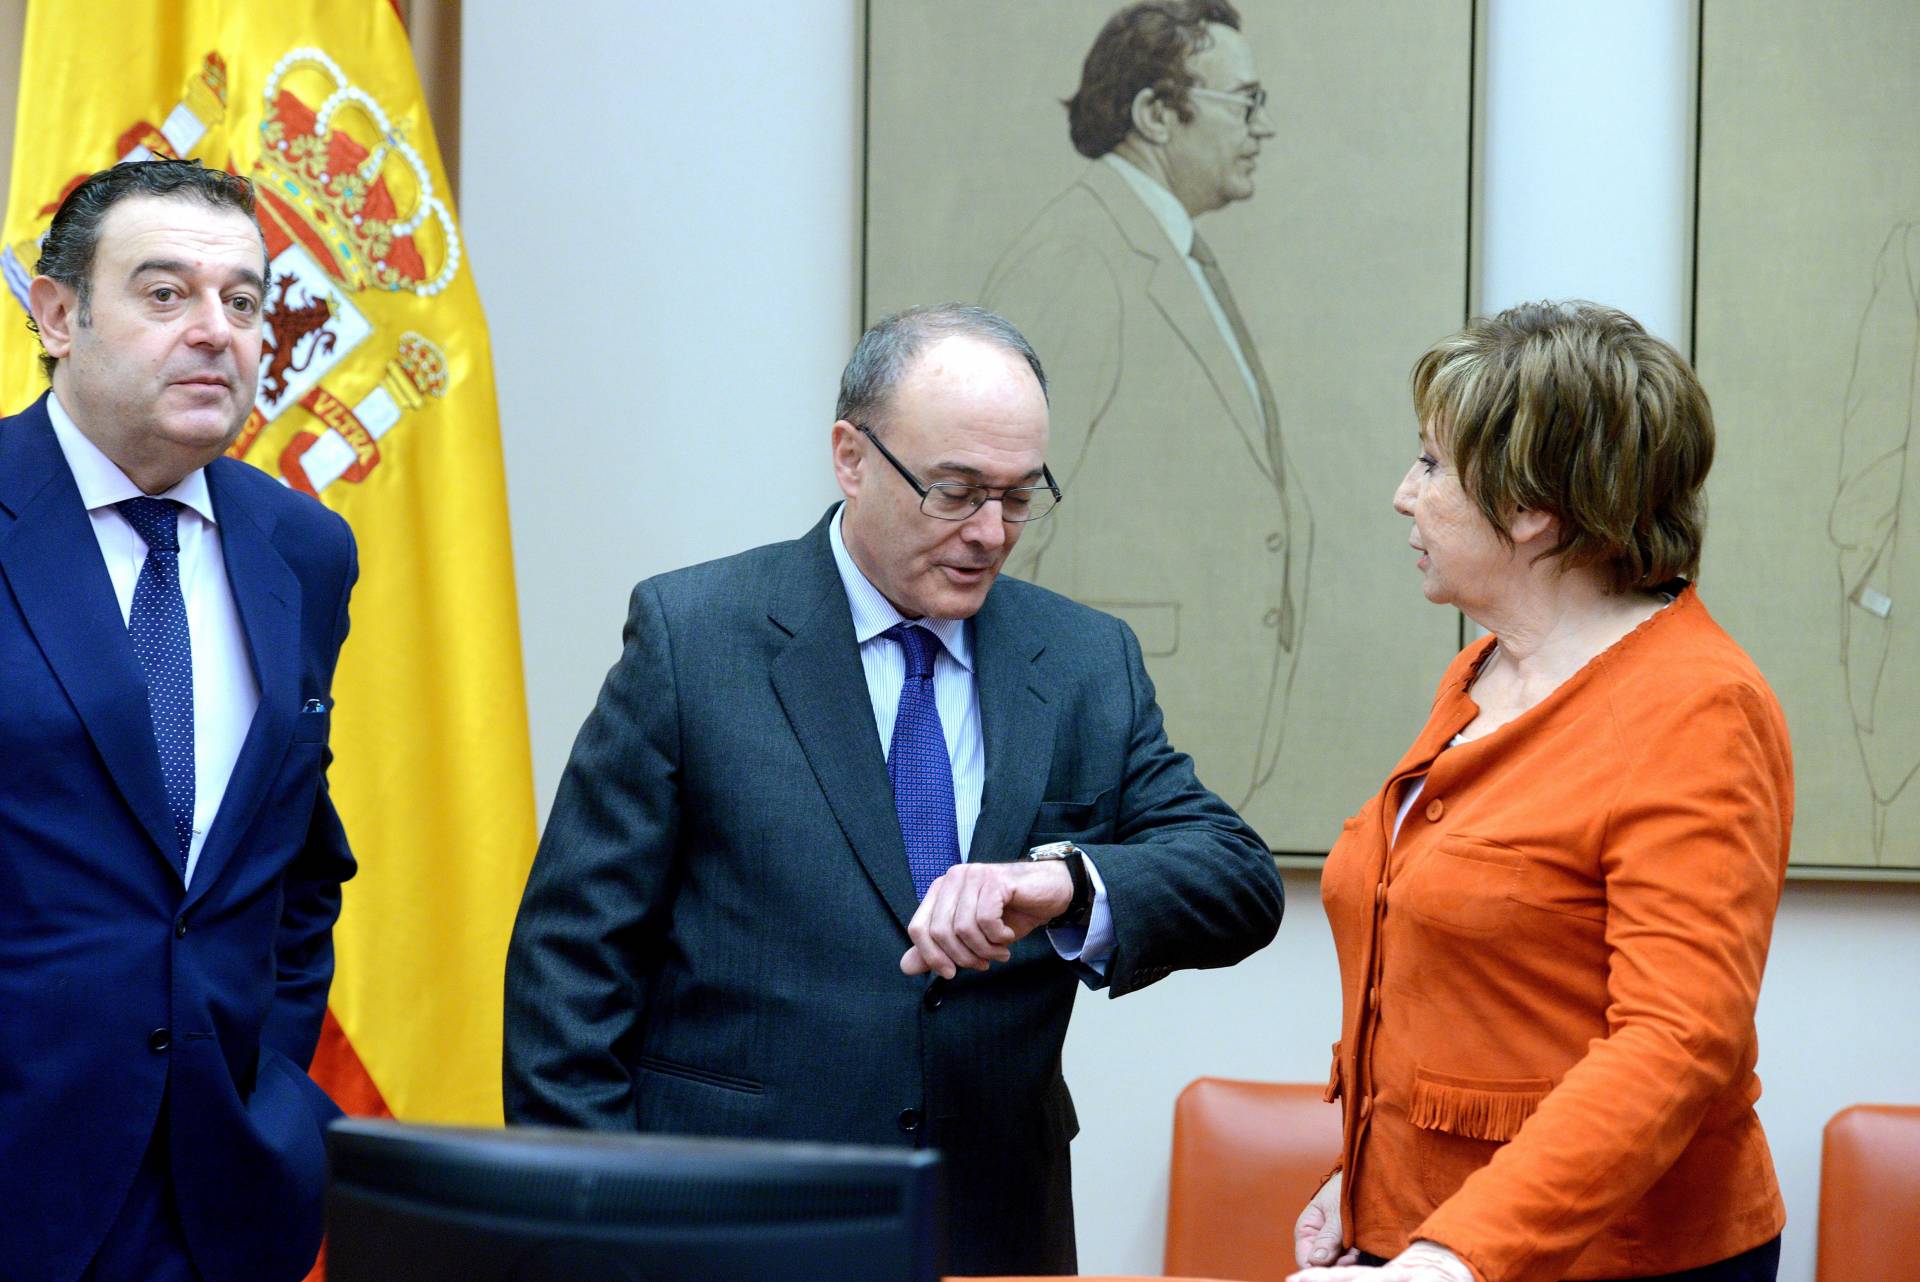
{"left": 504, "top": 507, "right": 1283, "bottom": 1275}
{"left": 0, "top": 395, "right": 358, "bottom": 1282}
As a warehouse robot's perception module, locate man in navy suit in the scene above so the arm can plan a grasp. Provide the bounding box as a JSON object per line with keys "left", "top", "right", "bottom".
{"left": 0, "top": 160, "right": 357, "bottom": 1282}
{"left": 505, "top": 304, "right": 1282, "bottom": 1275}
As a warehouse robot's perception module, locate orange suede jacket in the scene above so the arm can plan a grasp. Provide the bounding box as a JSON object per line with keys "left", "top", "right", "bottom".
{"left": 1321, "top": 587, "right": 1791, "bottom": 1282}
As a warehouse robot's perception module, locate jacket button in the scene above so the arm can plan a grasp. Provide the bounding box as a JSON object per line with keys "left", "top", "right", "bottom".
{"left": 922, "top": 980, "right": 945, "bottom": 1011}
{"left": 897, "top": 1108, "right": 922, "bottom": 1134}
{"left": 1374, "top": 883, "right": 1388, "bottom": 906}
{"left": 148, "top": 1028, "right": 172, "bottom": 1053}
{"left": 1359, "top": 1096, "right": 1373, "bottom": 1119}
{"left": 1367, "top": 985, "right": 1380, "bottom": 1010}
{"left": 1425, "top": 798, "right": 1445, "bottom": 822}
{"left": 1263, "top": 608, "right": 1282, "bottom": 627}
{"left": 1266, "top": 531, "right": 1284, "bottom": 551}
{"left": 174, "top": 918, "right": 188, "bottom": 939}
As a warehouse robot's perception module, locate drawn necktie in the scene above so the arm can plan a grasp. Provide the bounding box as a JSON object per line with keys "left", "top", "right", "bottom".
{"left": 1190, "top": 230, "right": 1297, "bottom": 651}
{"left": 883, "top": 623, "right": 961, "bottom": 898}
{"left": 117, "top": 497, "right": 195, "bottom": 872}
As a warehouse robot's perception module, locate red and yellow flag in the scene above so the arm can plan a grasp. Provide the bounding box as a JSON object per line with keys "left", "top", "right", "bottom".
{"left": 1, "top": 2, "right": 536, "bottom": 1134}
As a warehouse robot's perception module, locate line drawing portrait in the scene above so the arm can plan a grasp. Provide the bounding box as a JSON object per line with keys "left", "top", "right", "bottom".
{"left": 1830, "top": 220, "right": 1920, "bottom": 856}
{"left": 981, "top": 0, "right": 1311, "bottom": 811}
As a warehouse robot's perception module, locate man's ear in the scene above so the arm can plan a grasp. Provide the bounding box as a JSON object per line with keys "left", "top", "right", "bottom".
{"left": 831, "top": 419, "right": 864, "bottom": 501}
{"left": 27, "top": 276, "right": 79, "bottom": 360}
{"left": 1128, "top": 86, "right": 1171, "bottom": 145}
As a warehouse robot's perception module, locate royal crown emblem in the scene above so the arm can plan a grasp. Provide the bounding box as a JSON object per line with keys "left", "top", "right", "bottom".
{"left": 255, "top": 47, "right": 459, "bottom": 299}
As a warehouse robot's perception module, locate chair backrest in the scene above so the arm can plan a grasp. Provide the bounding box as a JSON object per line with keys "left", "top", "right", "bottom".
{"left": 1164, "top": 1077, "right": 1343, "bottom": 1282}
{"left": 1818, "top": 1102, "right": 1920, "bottom": 1282}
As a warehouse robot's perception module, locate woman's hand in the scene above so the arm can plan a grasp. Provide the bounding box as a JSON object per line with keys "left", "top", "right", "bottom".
{"left": 1292, "top": 1171, "right": 1357, "bottom": 1269}
{"left": 1288, "top": 1238, "right": 1475, "bottom": 1282}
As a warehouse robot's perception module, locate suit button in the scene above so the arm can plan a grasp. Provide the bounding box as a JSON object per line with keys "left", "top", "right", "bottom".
{"left": 174, "top": 918, "right": 188, "bottom": 939}
{"left": 1425, "top": 798, "right": 1445, "bottom": 822}
{"left": 1359, "top": 1096, "right": 1373, "bottom": 1119}
{"left": 897, "top": 1108, "right": 922, "bottom": 1134}
{"left": 1263, "top": 608, "right": 1282, "bottom": 627}
{"left": 1367, "top": 985, "right": 1380, "bottom": 1010}
{"left": 1375, "top": 883, "right": 1388, "bottom": 906}
{"left": 923, "top": 980, "right": 945, "bottom": 1011}
{"left": 148, "top": 1028, "right": 172, "bottom": 1053}
{"left": 1266, "top": 531, "right": 1284, "bottom": 551}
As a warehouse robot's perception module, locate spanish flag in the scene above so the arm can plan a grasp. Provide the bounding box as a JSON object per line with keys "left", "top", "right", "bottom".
{"left": 0, "top": 0, "right": 537, "bottom": 1147}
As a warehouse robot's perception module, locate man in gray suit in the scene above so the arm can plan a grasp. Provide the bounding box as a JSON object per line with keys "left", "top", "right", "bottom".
{"left": 984, "top": 0, "right": 1309, "bottom": 813}
{"left": 504, "top": 304, "right": 1282, "bottom": 1276}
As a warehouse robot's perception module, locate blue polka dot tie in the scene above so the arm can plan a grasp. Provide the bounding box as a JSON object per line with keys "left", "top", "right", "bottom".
{"left": 883, "top": 623, "right": 961, "bottom": 899}
{"left": 117, "top": 497, "right": 195, "bottom": 873}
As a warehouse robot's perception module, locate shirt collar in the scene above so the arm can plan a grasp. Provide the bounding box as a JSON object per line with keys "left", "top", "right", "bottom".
{"left": 1104, "top": 152, "right": 1195, "bottom": 258}
{"left": 46, "top": 391, "right": 218, "bottom": 525}
{"left": 828, "top": 505, "right": 974, "bottom": 672}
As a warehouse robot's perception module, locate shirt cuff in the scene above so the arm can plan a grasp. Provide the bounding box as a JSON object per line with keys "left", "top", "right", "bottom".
{"left": 1047, "top": 850, "right": 1112, "bottom": 974}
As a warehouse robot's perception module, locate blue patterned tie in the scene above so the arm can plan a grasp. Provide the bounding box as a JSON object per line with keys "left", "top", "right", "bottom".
{"left": 117, "top": 497, "right": 195, "bottom": 873}
{"left": 883, "top": 623, "right": 961, "bottom": 898}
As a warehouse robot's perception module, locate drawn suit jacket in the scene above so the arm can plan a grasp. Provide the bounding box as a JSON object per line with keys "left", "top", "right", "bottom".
{"left": 983, "top": 158, "right": 1310, "bottom": 809}
{"left": 0, "top": 395, "right": 358, "bottom": 1282}
{"left": 503, "top": 506, "right": 1283, "bottom": 1277}
{"left": 1831, "top": 219, "right": 1920, "bottom": 812}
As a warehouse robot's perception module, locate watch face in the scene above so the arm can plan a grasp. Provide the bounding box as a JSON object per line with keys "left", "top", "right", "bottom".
{"left": 1026, "top": 840, "right": 1077, "bottom": 860}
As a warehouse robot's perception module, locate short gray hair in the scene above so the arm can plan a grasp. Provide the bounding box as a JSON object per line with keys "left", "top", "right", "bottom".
{"left": 835, "top": 303, "right": 1049, "bottom": 429}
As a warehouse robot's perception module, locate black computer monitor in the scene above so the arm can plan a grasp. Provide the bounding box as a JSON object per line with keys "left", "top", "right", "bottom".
{"left": 325, "top": 1120, "right": 944, "bottom": 1282}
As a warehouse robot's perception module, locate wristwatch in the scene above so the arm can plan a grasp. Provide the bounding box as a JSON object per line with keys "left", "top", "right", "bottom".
{"left": 1023, "top": 840, "right": 1093, "bottom": 928}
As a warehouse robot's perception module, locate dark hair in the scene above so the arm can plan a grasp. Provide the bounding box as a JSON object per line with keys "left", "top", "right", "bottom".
{"left": 1410, "top": 300, "right": 1715, "bottom": 593}
{"left": 836, "top": 303, "right": 1048, "bottom": 429}
{"left": 30, "top": 159, "right": 263, "bottom": 378}
{"left": 1065, "top": 0, "right": 1242, "bottom": 159}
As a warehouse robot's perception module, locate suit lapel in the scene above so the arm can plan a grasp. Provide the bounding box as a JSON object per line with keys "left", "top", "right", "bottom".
{"left": 184, "top": 461, "right": 300, "bottom": 905}
{"left": 0, "top": 399, "right": 182, "bottom": 871}
{"left": 768, "top": 515, "right": 921, "bottom": 932}
{"left": 965, "top": 586, "right": 1055, "bottom": 866}
{"left": 1083, "top": 162, "right": 1274, "bottom": 482}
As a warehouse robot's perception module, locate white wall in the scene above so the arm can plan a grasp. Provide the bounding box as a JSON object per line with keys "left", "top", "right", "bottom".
{"left": 464, "top": 5, "right": 1920, "bottom": 1280}
{"left": 462, "top": 0, "right": 859, "bottom": 800}
{"left": 1477, "top": 0, "right": 1697, "bottom": 343}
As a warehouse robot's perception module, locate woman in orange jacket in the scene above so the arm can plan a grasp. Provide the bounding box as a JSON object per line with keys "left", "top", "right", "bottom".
{"left": 1289, "top": 301, "right": 1791, "bottom": 1282}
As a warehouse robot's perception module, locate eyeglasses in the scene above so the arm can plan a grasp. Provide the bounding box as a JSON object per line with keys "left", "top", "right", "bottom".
{"left": 857, "top": 425, "right": 1062, "bottom": 523}
{"left": 1189, "top": 86, "right": 1269, "bottom": 125}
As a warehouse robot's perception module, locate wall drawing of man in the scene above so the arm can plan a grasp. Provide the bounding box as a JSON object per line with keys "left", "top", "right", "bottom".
{"left": 1831, "top": 220, "right": 1920, "bottom": 858}
{"left": 983, "top": 0, "right": 1311, "bottom": 812}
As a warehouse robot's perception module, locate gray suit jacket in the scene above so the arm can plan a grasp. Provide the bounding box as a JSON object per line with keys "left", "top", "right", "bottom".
{"left": 503, "top": 507, "right": 1282, "bottom": 1275}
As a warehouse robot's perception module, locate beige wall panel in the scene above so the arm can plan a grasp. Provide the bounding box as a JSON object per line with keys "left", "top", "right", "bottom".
{"left": 1696, "top": 0, "right": 1920, "bottom": 870}
{"left": 865, "top": 1, "right": 1472, "bottom": 850}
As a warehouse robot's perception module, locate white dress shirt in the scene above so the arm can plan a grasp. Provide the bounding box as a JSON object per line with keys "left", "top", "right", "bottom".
{"left": 829, "top": 508, "right": 1112, "bottom": 965}
{"left": 1104, "top": 151, "right": 1267, "bottom": 426}
{"left": 48, "top": 393, "right": 260, "bottom": 885}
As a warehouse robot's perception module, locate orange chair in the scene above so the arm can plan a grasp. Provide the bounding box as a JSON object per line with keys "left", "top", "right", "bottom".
{"left": 1164, "top": 1078, "right": 1344, "bottom": 1282}
{"left": 1817, "top": 1102, "right": 1920, "bottom": 1281}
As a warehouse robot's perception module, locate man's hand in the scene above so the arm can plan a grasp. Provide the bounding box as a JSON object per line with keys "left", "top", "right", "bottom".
{"left": 1293, "top": 1171, "right": 1355, "bottom": 1270}
{"left": 1288, "top": 1239, "right": 1474, "bottom": 1282}
{"left": 899, "top": 860, "right": 1074, "bottom": 978}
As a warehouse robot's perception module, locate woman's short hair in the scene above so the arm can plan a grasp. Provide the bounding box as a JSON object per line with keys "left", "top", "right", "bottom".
{"left": 1409, "top": 300, "right": 1714, "bottom": 593}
